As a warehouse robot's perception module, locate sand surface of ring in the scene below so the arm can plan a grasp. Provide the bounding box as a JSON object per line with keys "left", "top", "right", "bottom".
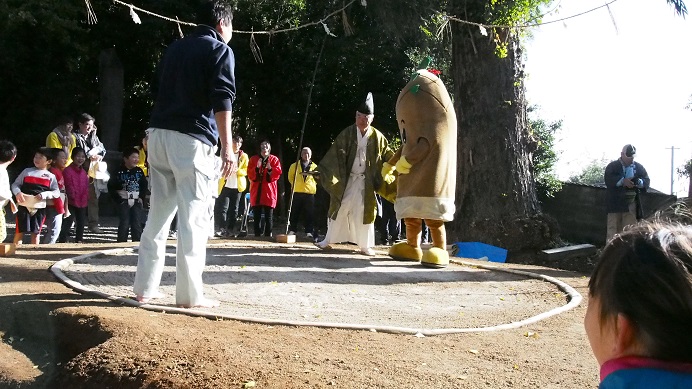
{"left": 61, "top": 243, "right": 573, "bottom": 331}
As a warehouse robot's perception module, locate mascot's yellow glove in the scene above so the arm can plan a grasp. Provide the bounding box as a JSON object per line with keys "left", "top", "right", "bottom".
{"left": 381, "top": 162, "right": 396, "bottom": 184}
{"left": 395, "top": 156, "right": 412, "bottom": 174}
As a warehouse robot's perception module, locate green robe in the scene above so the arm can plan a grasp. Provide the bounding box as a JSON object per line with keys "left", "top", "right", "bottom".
{"left": 318, "top": 125, "right": 395, "bottom": 225}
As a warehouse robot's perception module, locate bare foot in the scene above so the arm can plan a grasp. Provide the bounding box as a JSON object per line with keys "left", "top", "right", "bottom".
{"left": 135, "top": 291, "right": 167, "bottom": 304}
{"left": 177, "top": 299, "right": 220, "bottom": 309}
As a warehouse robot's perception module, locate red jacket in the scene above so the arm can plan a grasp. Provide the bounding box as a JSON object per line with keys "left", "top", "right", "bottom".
{"left": 247, "top": 154, "right": 281, "bottom": 208}
{"left": 47, "top": 167, "right": 65, "bottom": 214}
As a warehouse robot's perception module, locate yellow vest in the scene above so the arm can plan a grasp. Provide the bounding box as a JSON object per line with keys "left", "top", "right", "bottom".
{"left": 136, "top": 147, "right": 148, "bottom": 176}
{"left": 46, "top": 132, "right": 76, "bottom": 166}
{"left": 218, "top": 151, "right": 249, "bottom": 194}
{"left": 288, "top": 161, "right": 318, "bottom": 195}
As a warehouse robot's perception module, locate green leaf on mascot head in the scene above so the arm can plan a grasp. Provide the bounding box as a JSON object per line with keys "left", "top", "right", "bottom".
{"left": 416, "top": 56, "right": 432, "bottom": 71}
{"left": 409, "top": 56, "right": 433, "bottom": 81}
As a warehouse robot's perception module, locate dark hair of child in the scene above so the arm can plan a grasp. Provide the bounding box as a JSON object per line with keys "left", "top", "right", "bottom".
{"left": 71, "top": 147, "right": 86, "bottom": 159}
{"left": 36, "top": 146, "right": 54, "bottom": 161}
{"left": 48, "top": 148, "right": 65, "bottom": 162}
{"left": 122, "top": 147, "right": 139, "bottom": 159}
{"left": 0, "top": 140, "right": 17, "bottom": 163}
{"left": 588, "top": 221, "right": 692, "bottom": 362}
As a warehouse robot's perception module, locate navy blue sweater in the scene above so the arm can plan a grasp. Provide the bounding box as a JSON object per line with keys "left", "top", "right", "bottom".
{"left": 149, "top": 25, "right": 236, "bottom": 147}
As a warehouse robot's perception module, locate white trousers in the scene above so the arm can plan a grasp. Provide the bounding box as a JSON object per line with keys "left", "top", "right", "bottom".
{"left": 133, "top": 128, "right": 215, "bottom": 306}
{"left": 322, "top": 174, "right": 374, "bottom": 249}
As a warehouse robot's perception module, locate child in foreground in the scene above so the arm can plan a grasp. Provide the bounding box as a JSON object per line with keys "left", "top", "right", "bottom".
{"left": 11, "top": 147, "right": 60, "bottom": 245}
{"left": 41, "top": 148, "right": 68, "bottom": 244}
{"left": 585, "top": 221, "right": 692, "bottom": 388}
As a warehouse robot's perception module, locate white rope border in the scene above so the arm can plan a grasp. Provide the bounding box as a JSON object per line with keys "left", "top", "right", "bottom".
{"left": 50, "top": 243, "right": 582, "bottom": 336}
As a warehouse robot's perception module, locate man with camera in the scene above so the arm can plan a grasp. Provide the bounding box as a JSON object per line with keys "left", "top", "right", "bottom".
{"left": 604, "top": 144, "right": 650, "bottom": 241}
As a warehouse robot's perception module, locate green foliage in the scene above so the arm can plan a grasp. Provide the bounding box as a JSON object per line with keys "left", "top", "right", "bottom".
{"left": 485, "top": 0, "right": 554, "bottom": 58}
{"left": 0, "top": 0, "right": 414, "bottom": 167}
{"left": 678, "top": 159, "right": 692, "bottom": 178}
{"left": 0, "top": 0, "right": 92, "bottom": 165}
{"left": 230, "top": 1, "right": 411, "bottom": 160}
{"left": 528, "top": 106, "right": 561, "bottom": 197}
{"left": 569, "top": 158, "right": 609, "bottom": 185}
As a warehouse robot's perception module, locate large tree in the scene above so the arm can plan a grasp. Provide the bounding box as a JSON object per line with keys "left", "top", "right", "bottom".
{"left": 444, "top": 0, "right": 553, "bottom": 250}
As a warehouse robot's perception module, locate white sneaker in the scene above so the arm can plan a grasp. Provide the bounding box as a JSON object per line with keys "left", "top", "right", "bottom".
{"left": 306, "top": 232, "right": 313, "bottom": 238}
{"left": 360, "top": 247, "right": 376, "bottom": 256}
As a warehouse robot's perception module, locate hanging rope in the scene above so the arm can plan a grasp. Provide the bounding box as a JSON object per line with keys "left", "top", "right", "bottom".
{"left": 111, "top": 0, "right": 196, "bottom": 26}
{"left": 445, "top": 0, "right": 621, "bottom": 30}
{"left": 84, "top": 0, "right": 98, "bottom": 24}
{"left": 107, "top": 0, "right": 624, "bottom": 32}
{"left": 109, "top": 0, "right": 356, "bottom": 34}
{"left": 285, "top": 33, "right": 328, "bottom": 235}
{"left": 249, "top": 31, "right": 264, "bottom": 63}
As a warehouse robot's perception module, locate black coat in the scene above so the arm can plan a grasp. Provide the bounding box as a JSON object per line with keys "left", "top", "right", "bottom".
{"left": 604, "top": 160, "right": 650, "bottom": 213}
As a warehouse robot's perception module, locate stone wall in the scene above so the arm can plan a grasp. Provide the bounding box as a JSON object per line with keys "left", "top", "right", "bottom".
{"left": 540, "top": 183, "right": 677, "bottom": 246}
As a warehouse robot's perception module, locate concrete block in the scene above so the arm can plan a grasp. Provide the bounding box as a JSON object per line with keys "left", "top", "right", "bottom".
{"left": 275, "top": 234, "right": 296, "bottom": 243}
{"left": 0, "top": 243, "right": 16, "bottom": 257}
{"left": 540, "top": 244, "right": 597, "bottom": 261}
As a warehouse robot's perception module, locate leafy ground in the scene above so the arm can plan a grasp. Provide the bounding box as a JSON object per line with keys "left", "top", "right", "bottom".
{"left": 0, "top": 219, "right": 600, "bottom": 388}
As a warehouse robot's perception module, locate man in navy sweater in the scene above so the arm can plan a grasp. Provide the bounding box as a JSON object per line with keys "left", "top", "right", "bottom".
{"left": 134, "top": 0, "right": 237, "bottom": 308}
{"left": 603, "top": 144, "right": 650, "bottom": 241}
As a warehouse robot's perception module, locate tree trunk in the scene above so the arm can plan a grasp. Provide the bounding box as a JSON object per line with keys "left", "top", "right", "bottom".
{"left": 449, "top": 0, "right": 557, "bottom": 251}
{"left": 98, "top": 48, "right": 124, "bottom": 150}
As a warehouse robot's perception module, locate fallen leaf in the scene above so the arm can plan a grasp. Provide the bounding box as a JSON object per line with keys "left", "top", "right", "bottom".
{"left": 524, "top": 331, "right": 539, "bottom": 339}
{"left": 468, "top": 349, "right": 479, "bottom": 354}
{"left": 242, "top": 380, "right": 256, "bottom": 388}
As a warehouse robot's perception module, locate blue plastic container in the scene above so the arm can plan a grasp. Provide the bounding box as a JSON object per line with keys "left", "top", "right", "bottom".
{"left": 451, "top": 242, "right": 507, "bottom": 263}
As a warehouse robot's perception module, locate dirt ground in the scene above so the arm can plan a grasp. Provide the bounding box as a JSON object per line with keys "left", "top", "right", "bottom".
{"left": 0, "top": 219, "right": 601, "bottom": 388}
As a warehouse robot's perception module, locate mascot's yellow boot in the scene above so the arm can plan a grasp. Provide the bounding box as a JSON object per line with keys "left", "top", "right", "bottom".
{"left": 389, "top": 218, "right": 423, "bottom": 261}
{"left": 421, "top": 219, "right": 449, "bottom": 268}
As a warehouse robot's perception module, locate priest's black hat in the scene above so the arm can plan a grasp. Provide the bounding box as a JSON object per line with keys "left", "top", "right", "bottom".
{"left": 357, "top": 92, "right": 374, "bottom": 115}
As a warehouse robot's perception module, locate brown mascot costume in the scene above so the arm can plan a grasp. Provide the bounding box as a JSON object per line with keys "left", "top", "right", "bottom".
{"left": 382, "top": 65, "right": 457, "bottom": 268}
